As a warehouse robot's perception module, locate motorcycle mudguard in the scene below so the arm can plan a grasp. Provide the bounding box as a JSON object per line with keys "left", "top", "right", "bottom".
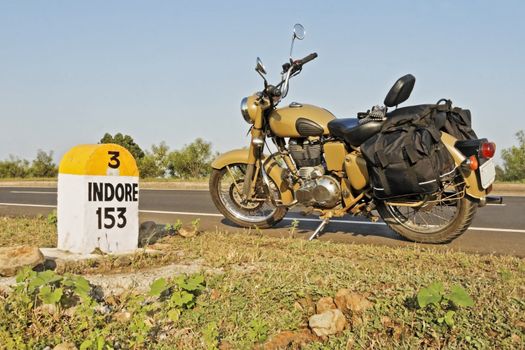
{"left": 441, "top": 132, "right": 486, "bottom": 199}
{"left": 211, "top": 149, "right": 295, "bottom": 205}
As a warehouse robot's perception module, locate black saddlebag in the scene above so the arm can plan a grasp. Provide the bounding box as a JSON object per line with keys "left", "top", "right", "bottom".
{"left": 361, "top": 111, "right": 455, "bottom": 199}
{"left": 430, "top": 99, "right": 478, "bottom": 140}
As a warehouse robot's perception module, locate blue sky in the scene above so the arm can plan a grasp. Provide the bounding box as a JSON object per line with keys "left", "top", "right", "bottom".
{"left": 1, "top": 1, "right": 524, "bottom": 164}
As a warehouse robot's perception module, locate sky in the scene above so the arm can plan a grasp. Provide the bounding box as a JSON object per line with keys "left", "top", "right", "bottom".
{"left": 1, "top": 0, "right": 524, "bottom": 165}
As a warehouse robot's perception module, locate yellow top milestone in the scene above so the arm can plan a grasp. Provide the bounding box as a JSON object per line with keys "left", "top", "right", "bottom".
{"left": 58, "top": 144, "right": 139, "bottom": 177}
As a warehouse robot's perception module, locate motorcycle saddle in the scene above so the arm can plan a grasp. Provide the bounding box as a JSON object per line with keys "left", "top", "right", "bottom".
{"left": 328, "top": 118, "right": 384, "bottom": 147}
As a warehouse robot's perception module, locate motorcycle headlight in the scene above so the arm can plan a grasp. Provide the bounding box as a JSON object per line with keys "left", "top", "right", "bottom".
{"left": 240, "top": 96, "right": 256, "bottom": 124}
{"left": 241, "top": 97, "right": 251, "bottom": 124}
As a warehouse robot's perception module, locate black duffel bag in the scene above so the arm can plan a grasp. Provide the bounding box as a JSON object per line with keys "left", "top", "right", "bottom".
{"left": 361, "top": 111, "right": 455, "bottom": 199}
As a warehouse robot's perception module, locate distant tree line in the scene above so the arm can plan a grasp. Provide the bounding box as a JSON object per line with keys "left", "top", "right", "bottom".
{"left": 0, "top": 150, "right": 57, "bottom": 178}
{"left": 0, "top": 134, "right": 217, "bottom": 179}
{"left": 100, "top": 133, "right": 217, "bottom": 179}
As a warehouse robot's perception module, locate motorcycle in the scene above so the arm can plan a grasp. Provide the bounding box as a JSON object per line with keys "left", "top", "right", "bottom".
{"left": 209, "top": 24, "right": 499, "bottom": 243}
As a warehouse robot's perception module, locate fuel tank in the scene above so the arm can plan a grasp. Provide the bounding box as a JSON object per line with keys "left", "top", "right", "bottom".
{"left": 269, "top": 103, "right": 336, "bottom": 138}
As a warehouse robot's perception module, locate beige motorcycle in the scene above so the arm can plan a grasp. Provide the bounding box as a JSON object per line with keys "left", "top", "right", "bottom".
{"left": 209, "top": 24, "right": 499, "bottom": 243}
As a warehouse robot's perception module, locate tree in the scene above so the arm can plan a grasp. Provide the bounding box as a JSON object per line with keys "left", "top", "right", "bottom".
{"left": 167, "top": 138, "right": 215, "bottom": 179}
{"left": 138, "top": 142, "right": 170, "bottom": 178}
{"left": 100, "top": 133, "right": 145, "bottom": 161}
{"left": 0, "top": 156, "right": 30, "bottom": 178}
{"left": 497, "top": 130, "right": 525, "bottom": 182}
{"left": 30, "top": 150, "right": 57, "bottom": 177}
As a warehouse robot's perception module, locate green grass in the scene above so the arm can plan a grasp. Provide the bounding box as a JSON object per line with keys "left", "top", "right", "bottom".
{"left": 0, "top": 216, "right": 524, "bottom": 349}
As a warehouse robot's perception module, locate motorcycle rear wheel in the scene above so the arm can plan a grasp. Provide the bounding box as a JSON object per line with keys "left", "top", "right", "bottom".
{"left": 376, "top": 178, "right": 477, "bottom": 243}
{"left": 209, "top": 164, "right": 287, "bottom": 229}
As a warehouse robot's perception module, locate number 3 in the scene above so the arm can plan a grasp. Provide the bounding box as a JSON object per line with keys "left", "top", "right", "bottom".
{"left": 108, "top": 151, "right": 120, "bottom": 169}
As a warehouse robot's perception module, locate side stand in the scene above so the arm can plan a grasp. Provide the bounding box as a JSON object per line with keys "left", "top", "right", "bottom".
{"left": 308, "top": 218, "right": 330, "bottom": 241}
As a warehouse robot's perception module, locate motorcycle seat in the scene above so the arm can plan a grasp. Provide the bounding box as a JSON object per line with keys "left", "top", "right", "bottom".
{"left": 327, "top": 118, "right": 384, "bottom": 147}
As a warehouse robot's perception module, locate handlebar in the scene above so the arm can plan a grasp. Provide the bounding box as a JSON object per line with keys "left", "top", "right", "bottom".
{"left": 296, "top": 52, "right": 318, "bottom": 65}
{"left": 266, "top": 52, "right": 318, "bottom": 102}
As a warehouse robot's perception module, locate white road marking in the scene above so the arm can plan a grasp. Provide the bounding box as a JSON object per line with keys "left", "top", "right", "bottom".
{"left": 10, "top": 191, "right": 57, "bottom": 194}
{"left": 1, "top": 203, "right": 524, "bottom": 234}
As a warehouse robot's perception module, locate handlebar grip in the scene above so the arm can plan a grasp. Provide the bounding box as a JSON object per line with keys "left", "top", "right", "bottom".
{"left": 299, "top": 52, "right": 318, "bottom": 65}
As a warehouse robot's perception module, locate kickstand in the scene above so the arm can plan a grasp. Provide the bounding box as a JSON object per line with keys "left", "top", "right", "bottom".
{"left": 308, "top": 218, "right": 330, "bottom": 241}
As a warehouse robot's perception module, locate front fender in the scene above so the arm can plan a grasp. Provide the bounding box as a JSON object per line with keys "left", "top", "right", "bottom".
{"left": 211, "top": 149, "right": 295, "bottom": 205}
{"left": 441, "top": 132, "right": 486, "bottom": 199}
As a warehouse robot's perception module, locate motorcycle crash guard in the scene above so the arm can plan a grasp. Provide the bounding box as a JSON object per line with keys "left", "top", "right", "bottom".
{"left": 211, "top": 149, "right": 295, "bottom": 205}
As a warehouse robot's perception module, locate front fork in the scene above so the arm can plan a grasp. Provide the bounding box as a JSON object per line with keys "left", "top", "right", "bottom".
{"left": 241, "top": 126, "right": 263, "bottom": 199}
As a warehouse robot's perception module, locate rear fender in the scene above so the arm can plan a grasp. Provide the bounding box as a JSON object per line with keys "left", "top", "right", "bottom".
{"left": 211, "top": 149, "right": 294, "bottom": 205}
{"left": 441, "top": 132, "right": 486, "bottom": 199}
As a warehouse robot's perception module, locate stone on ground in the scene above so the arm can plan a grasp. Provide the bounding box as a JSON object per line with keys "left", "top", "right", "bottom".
{"left": 0, "top": 246, "right": 45, "bottom": 277}
{"left": 309, "top": 309, "right": 347, "bottom": 337}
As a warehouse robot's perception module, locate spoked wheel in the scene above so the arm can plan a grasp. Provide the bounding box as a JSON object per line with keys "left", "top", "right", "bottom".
{"left": 209, "top": 163, "right": 287, "bottom": 228}
{"left": 377, "top": 176, "right": 477, "bottom": 243}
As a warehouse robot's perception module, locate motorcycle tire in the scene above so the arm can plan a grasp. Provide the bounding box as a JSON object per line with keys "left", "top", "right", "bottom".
{"left": 376, "top": 183, "right": 477, "bottom": 244}
{"left": 209, "top": 165, "right": 287, "bottom": 229}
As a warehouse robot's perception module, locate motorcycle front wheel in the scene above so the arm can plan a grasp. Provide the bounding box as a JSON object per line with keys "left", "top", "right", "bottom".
{"left": 376, "top": 177, "right": 477, "bottom": 243}
{"left": 209, "top": 164, "right": 287, "bottom": 228}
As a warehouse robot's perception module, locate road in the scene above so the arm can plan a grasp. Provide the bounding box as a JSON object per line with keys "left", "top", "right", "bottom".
{"left": 1, "top": 187, "right": 524, "bottom": 257}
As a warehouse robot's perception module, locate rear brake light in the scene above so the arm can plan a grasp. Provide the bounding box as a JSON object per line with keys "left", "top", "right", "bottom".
{"left": 479, "top": 142, "right": 496, "bottom": 158}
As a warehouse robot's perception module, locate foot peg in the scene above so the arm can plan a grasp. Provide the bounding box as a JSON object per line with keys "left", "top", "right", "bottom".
{"left": 308, "top": 218, "right": 330, "bottom": 241}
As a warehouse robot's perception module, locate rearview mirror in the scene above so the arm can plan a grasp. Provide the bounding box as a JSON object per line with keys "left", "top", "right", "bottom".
{"left": 255, "top": 57, "right": 267, "bottom": 75}
{"left": 293, "top": 23, "right": 305, "bottom": 40}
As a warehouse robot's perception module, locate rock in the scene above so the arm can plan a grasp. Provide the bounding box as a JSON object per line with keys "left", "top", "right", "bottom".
{"left": 139, "top": 221, "right": 160, "bottom": 246}
{"left": 178, "top": 227, "right": 198, "bottom": 238}
{"left": 113, "top": 311, "right": 132, "bottom": 323}
{"left": 334, "top": 289, "right": 372, "bottom": 314}
{"left": 210, "top": 289, "right": 221, "bottom": 300}
{"left": 316, "top": 296, "right": 336, "bottom": 314}
{"left": 0, "top": 246, "right": 45, "bottom": 277}
{"left": 35, "top": 304, "right": 58, "bottom": 315}
{"left": 53, "top": 342, "right": 77, "bottom": 350}
{"left": 308, "top": 309, "right": 347, "bottom": 337}
{"left": 346, "top": 336, "right": 355, "bottom": 349}
{"left": 263, "top": 329, "right": 317, "bottom": 349}
{"left": 296, "top": 296, "right": 315, "bottom": 315}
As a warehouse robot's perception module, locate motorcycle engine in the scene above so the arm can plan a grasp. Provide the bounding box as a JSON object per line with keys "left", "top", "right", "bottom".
{"left": 289, "top": 138, "right": 341, "bottom": 208}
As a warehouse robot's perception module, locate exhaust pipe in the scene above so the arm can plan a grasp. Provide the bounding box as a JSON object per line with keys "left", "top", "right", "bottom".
{"left": 486, "top": 195, "right": 503, "bottom": 204}
{"left": 478, "top": 195, "right": 503, "bottom": 207}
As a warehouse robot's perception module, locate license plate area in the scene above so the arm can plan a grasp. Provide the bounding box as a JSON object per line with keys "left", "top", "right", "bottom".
{"left": 479, "top": 158, "right": 495, "bottom": 189}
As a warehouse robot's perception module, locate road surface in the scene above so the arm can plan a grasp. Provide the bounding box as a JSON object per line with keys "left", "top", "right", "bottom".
{"left": 1, "top": 187, "right": 524, "bottom": 257}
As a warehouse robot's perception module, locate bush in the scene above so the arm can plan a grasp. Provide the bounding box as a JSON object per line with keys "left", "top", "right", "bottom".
{"left": 496, "top": 130, "right": 525, "bottom": 182}
{"left": 168, "top": 138, "right": 215, "bottom": 179}
{"left": 0, "top": 156, "right": 30, "bottom": 178}
{"left": 30, "top": 150, "right": 57, "bottom": 177}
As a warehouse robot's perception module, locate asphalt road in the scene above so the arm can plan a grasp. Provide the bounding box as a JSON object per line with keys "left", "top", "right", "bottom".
{"left": 1, "top": 187, "right": 524, "bottom": 257}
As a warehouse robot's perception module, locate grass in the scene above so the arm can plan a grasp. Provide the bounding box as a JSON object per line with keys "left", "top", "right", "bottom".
{"left": 0, "top": 215, "right": 56, "bottom": 247}
{"left": 0, "top": 216, "right": 524, "bottom": 349}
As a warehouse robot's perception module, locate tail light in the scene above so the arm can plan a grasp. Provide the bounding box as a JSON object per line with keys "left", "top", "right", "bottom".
{"left": 479, "top": 142, "right": 496, "bottom": 159}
